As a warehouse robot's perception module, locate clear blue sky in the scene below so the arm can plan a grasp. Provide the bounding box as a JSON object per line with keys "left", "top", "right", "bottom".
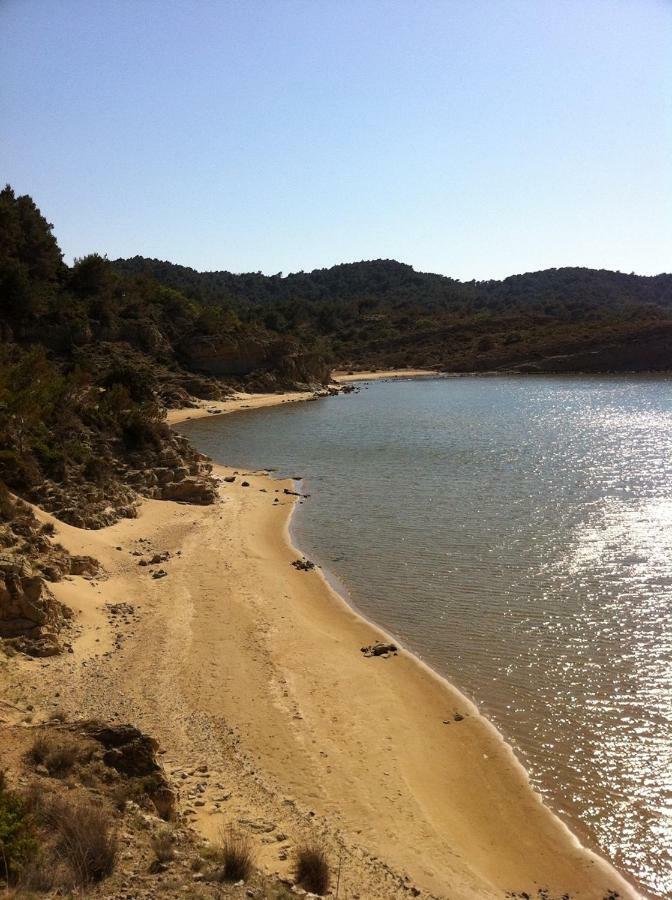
{"left": 1, "top": 0, "right": 670, "bottom": 279}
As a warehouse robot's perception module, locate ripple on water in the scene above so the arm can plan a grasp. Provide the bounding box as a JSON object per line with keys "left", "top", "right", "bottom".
{"left": 182, "top": 375, "right": 672, "bottom": 897}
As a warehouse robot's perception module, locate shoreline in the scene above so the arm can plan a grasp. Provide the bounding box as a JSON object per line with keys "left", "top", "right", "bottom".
{"left": 166, "top": 389, "right": 315, "bottom": 426}
{"left": 172, "top": 384, "right": 640, "bottom": 897}
{"left": 3, "top": 383, "right": 642, "bottom": 898}
{"left": 333, "top": 368, "right": 439, "bottom": 381}
{"left": 283, "top": 474, "right": 643, "bottom": 900}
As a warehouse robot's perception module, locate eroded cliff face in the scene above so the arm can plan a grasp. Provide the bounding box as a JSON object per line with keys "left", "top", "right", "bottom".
{"left": 179, "top": 333, "right": 331, "bottom": 389}
{"left": 0, "top": 496, "right": 99, "bottom": 656}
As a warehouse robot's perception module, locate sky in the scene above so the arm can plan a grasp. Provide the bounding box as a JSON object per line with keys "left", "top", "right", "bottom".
{"left": 1, "top": 0, "right": 670, "bottom": 280}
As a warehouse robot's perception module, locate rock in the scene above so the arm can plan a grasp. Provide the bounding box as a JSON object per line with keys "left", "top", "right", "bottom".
{"left": 152, "top": 569, "right": 168, "bottom": 579}
{"left": 241, "top": 481, "right": 250, "bottom": 487}
{"left": 149, "top": 859, "right": 169, "bottom": 874}
{"left": 69, "top": 555, "right": 99, "bottom": 577}
{"left": 291, "top": 558, "right": 315, "bottom": 572}
{"left": 85, "top": 723, "right": 176, "bottom": 820}
{"left": 223, "top": 476, "right": 236, "bottom": 483}
{"left": 150, "top": 552, "right": 170, "bottom": 564}
{"left": 87, "top": 724, "right": 160, "bottom": 776}
{"left": 0, "top": 556, "right": 72, "bottom": 654}
{"left": 361, "top": 641, "right": 398, "bottom": 658}
{"left": 160, "top": 477, "right": 218, "bottom": 505}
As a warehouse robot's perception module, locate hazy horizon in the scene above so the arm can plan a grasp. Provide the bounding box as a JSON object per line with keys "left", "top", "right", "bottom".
{"left": 2, "top": 0, "right": 670, "bottom": 281}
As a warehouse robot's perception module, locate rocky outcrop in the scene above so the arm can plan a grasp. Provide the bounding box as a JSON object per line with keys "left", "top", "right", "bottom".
{"left": 361, "top": 641, "right": 398, "bottom": 658}
{"left": 85, "top": 723, "right": 176, "bottom": 820}
{"left": 179, "top": 333, "right": 330, "bottom": 390}
{"left": 160, "top": 477, "right": 218, "bottom": 504}
{"left": 0, "top": 556, "right": 73, "bottom": 654}
{"left": 0, "top": 497, "right": 101, "bottom": 655}
{"left": 29, "top": 426, "right": 218, "bottom": 529}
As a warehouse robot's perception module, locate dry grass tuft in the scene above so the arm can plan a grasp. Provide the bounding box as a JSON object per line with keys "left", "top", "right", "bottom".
{"left": 27, "top": 731, "right": 81, "bottom": 776}
{"left": 150, "top": 827, "right": 176, "bottom": 863}
{"left": 215, "top": 827, "right": 255, "bottom": 882}
{"left": 294, "top": 843, "right": 330, "bottom": 895}
{"left": 47, "top": 794, "right": 118, "bottom": 884}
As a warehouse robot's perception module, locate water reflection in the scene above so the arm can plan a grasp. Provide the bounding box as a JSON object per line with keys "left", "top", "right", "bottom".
{"left": 182, "top": 376, "right": 672, "bottom": 897}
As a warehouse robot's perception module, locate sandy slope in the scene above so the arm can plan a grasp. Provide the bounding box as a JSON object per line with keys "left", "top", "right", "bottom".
{"left": 2, "top": 447, "right": 639, "bottom": 898}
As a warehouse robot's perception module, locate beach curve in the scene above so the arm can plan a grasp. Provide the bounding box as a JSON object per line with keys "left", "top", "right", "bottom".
{"left": 5, "top": 384, "right": 643, "bottom": 899}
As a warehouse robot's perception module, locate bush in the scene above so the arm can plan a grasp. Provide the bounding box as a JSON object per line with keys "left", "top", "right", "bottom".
{"left": 27, "top": 732, "right": 81, "bottom": 776}
{"left": 0, "top": 772, "right": 36, "bottom": 883}
{"left": 216, "top": 827, "right": 255, "bottom": 882}
{"left": 151, "top": 827, "right": 175, "bottom": 863}
{"left": 294, "top": 843, "right": 330, "bottom": 895}
{"left": 48, "top": 795, "right": 117, "bottom": 884}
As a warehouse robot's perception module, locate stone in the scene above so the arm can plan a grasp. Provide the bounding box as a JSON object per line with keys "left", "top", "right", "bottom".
{"left": 160, "top": 478, "right": 218, "bottom": 505}
{"left": 361, "top": 641, "right": 398, "bottom": 658}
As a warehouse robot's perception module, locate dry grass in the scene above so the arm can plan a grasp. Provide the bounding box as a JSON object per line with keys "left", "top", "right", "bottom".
{"left": 151, "top": 827, "right": 176, "bottom": 863}
{"left": 27, "top": 731, "right": 81, "bottom": 776}
{"left": 47, "top": 794, "right": 118, "bottom": 884}
{"left": 294, "top": 843, "right": 330, "bottom": 895}
{"left": 215, "top": 827, "right": 255, "bottom": 882}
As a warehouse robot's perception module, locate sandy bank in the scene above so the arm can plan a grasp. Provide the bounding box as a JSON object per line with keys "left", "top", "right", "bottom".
{"left": 334, "top": 368, "right": 438, "bottom": 381}
{"left": 2, "top": 392, "right": 640, "bottom": 899}
{"left": 166, "top": 390, "right": 314, "bottom": 426}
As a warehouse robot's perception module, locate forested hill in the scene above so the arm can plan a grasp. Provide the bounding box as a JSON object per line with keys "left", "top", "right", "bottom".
{"left": 112, "top": 256, "right": 672, "bottom": 373}
{"left": 0, "top": 186, "right": 329, "bottom": 528}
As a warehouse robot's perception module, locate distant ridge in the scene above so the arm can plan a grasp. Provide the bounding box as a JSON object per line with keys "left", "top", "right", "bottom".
{"left": 111, "top": 256, "right": 672, "bottom": 373}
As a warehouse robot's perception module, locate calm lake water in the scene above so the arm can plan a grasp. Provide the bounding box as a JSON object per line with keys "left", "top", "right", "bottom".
{"left": 181, "top": 376, "right": 672, "bottom": 897}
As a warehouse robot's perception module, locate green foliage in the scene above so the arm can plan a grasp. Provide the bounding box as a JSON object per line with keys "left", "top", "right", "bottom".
{"left": 0, "top": 773, "right": 36, "bottom": 883}
{"left": 111, "top": 255, "right": 672, "bottom": 372}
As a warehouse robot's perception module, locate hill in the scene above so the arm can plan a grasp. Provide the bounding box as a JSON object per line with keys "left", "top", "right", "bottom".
{"left": 112, "top": 256, "right": 672, "bottom": 373}
{"left": 0, "top": 186, "right": 329, "bottom": 527}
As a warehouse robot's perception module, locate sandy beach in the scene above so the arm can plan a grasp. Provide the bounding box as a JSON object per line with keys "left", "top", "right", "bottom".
{"left": 333, "top": 369, "right": 439, "bottom": 382}
{"left": 166, "top": 390, "right": 315, "bottom": 426}
{"left": 1, "top": 392, "right": 640, "bottom": 899}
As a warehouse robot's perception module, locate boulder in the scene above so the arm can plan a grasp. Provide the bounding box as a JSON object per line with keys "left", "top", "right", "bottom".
{"left": 0, "top": 559, "right": 72, "bottom": 643}
{"left": 160, "top": 478, "right": 218, "bottom": 505}
{"left": 86, "top": 723, "right": 176, "bottom": 820}
{"left": 88, "top": 724, "right": 160, "bottom": 777}
{"left": 361, "top": 641, "right": 398, "bottom": 658}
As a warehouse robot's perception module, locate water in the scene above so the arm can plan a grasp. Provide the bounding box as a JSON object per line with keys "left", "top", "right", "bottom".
{"left": 181, "top": 376, "right": 672, "bottom": 897}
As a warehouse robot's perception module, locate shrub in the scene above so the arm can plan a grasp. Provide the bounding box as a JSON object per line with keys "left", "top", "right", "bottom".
{"left": 27, "top": 732, "right": 81, "bottom": 776}
{"left": 294, "top": 843, "right": 330, "bottom": 895}
{"left": 215, "top": 827, "right": 255, "bottom": 882}
{"left": 150, "top": 827, "right": 175, "bottom": 863}
{"left": 48, "top": 795, "right": 117, "bottom": 884}
{"left": 0, "top": 773, "right": 36, "bottom": 883}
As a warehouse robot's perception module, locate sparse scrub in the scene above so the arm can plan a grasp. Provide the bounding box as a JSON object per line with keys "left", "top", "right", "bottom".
{"left": 27, "top": 731, "right": 81, "bottom": 776}
{"left": 294, "top": 843, "right": 330, "bottom": 895}
{"left": 215, "top": 827, "right": 255, "bottom": 882}
{"left": 0, "top": 772, "right": 36, "bottom": 883}
{"left": 151, "top": 826, "right": 175, "bottom": 862}
{"left": 47, "top": 795, "right": 117, "bottom": 884}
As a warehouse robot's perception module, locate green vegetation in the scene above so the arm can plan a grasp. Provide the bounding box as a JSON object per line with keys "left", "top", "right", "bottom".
{"left": 113, "top": 256, "right": 672, "bottom": 373}
{"left": 0, "top": 771, "right": 36, "bottom": 883}
{"left": 0, "top": 185, "right": 329, "bottom": 524}
{"left": 1, "top": 182, "right": 671, "bottom": 524}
